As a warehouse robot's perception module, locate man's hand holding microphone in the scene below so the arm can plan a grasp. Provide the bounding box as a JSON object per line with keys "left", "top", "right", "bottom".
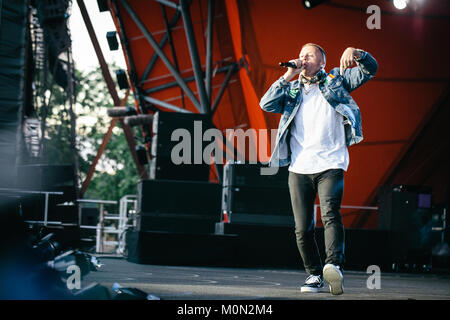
{"left": 280, "top": 59, "right": 303, "bottom": 82}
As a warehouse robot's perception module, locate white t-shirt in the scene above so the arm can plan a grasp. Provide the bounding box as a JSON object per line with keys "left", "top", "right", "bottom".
{"left": 288, "top": 83, "right": 349, "bottom": 174}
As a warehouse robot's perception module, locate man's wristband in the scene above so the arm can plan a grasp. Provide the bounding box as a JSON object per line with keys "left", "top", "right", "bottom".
{"left": 354, "top": 49, "right": 365, "bottom": 61}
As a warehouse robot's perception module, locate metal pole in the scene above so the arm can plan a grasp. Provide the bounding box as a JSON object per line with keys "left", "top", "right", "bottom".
{"left": 78, "top": 201, "right": 82, "bottom": 227}
{"left": 44, "top": 192, "right": 49, "bottom": 226}
{"left": 77, "top": 0, "right": 119, "bottom": 104}
{"left": 179, "top": 0, "right": 210, "bottom": 114}
{"left": 443, "top": 208, "right": 447, "bottom": 244}
{"left": 145, "top": 75, "right": 197, "bottom": 94}
{"left": 77, "top": 0, "right": 147, "bottom": 179}
{"left": 112, "top": 1, "right": 154, "bottom": 156}
{"left": 144, "top": 65, "right": 232, "bottom": 94}
{"left": 211, "top": 64, "right": 236, "bottom": 115}
{"left": 143, "top": 96, "right": 193, "bottom": 113}
{"left": 80, "top": 90, "right": 130, "bottom": 197}
{"left": 99, "top": 203, "right": 104, "bottom": 253}
{"left": 205, "top": 0, "right": 214, "bottom": 103}
{"left": 81, "top": 119, "right": 118, "bottom": 197}
{"left": 160, "top": 2, "right": 186, "bottom": 109}
{"left": 156, "top": 0, "right": 179, "bottom": 10}
{"left": 96, "top": 222, "right": 101, "bottom": 253}
{"left": 119, "top": 0, "right": 202, "bottom": 113}
{"left": 140, "top": 8, "right": 182, "bottom": 84}
{"left": 112, "top": 2, "right": 144, "bottom": 108}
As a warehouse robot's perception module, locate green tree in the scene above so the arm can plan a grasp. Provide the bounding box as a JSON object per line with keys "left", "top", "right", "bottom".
{"left": 75, "top": 65, "right": 140, "bottom": 201}
{"left": 42, "top": 63, "right": 141, "bottom": 201}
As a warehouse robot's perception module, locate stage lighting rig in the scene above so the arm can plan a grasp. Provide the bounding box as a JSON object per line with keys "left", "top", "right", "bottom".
{"left": 391, "top": 0, "right": 426, "bottom": 11}
{"left": 302, "top": 0, "right": 328, "bottom": 10}
{"left": 393, "top": 0, "right": 408, "bottom": 10}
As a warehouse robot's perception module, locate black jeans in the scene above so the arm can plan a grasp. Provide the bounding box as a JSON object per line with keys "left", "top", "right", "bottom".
{"left": 288, "top": 169, "right": 345, "bottom": 276}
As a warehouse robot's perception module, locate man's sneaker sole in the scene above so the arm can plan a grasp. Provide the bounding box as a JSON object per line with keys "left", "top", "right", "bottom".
{"left": 300, "top": 286, "right": 323, "bottom": 293}
{"left": 323, "top": 265, "right": 344, "bottom": 295}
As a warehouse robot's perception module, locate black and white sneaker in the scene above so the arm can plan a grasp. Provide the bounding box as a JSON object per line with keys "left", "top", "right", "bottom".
{"left": 323, "top": 264, "right": 344, "bottom": 295}
{"left": 300, "top": 275, "right": 324, "bottom": 293}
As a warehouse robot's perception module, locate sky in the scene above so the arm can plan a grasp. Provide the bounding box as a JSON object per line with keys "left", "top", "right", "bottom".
{"left": 68, "top": 0, "right": 127, "bottom": 124}
{"left": 68, "top": 1, "right": 127, "bottom": 174}
{"left": 69, "top": 0, "right": 127, "bottom": 72}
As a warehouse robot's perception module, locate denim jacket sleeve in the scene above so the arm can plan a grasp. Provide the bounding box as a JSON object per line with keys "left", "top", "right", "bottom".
{"left": 341, "top": 51, "right": 378, "bottom": 92}
{"left": 259, "top": 76, "right": 290, "bottom": 114}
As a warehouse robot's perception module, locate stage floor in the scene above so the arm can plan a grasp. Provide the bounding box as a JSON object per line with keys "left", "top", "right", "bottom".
{"left": 81, "top": 257, "right": 450, "bottom": 300}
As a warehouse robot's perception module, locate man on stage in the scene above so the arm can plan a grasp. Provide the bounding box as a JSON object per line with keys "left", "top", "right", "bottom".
{"left": 259, "top": 43, "right": 377, "bottom": 295}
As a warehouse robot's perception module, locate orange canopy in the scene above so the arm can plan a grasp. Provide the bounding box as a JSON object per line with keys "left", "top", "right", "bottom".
{"left": 109, "top": 0, "right": 450, "bottom": 229}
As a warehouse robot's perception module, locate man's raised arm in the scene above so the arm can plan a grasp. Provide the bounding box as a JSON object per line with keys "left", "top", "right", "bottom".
{"left": 260, "top": 60, "right": 302, "bottom": 114}
{"left": 339, "top": 47, "right": 378, "bottom": 92}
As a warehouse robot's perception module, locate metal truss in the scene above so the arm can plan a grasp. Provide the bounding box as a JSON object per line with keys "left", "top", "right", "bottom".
{"left": 111, "top": 0, "right": 244, "bottom": 182}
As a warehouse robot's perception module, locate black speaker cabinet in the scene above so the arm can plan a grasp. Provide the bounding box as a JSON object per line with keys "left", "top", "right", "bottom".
{"left": 221, "top": 163, "right": 293, "bottom": 226}
{"left": 136, "top": 179, "right": 222, "bottom": 232}
{"left": 151, "top": 111, "right": 213, "bottom": 157}
{"left": 378, "top": 185, "right": 432, "bottom": 265}
{"left": 97, "top": 0, "right": 109, "bottom": 12}
{"left": 222, "top": 184, "right": 292, "bottom": 216}
{"left": 16, "top": 164, "right": 75, "bottom": 190}
{"left": 106, "top": 31, "right": 118, "bottom": 51}
{"left": 149, "top": 111, "right": 213, "bottom": 181}
{"left": 149, "top": 157, "right": 210, "bottom": 182}
{"left": 137, "top": 179, "right": 221, "bottom": 215}
{"left": 115, "top": 69, "right": 129, "bottom": 90}
{"left": 135, "top": 145, "right": 149, "bottom": 165}
{"left": 222, "top": 162, "right": 289, "bottom": 188}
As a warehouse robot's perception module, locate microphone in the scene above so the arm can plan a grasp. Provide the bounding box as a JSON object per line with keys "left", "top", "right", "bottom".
{"left": 279, "top": 61, "right": 299, "bottom": 69}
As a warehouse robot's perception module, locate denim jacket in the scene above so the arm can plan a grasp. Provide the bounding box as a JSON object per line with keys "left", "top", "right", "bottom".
{"left": 259, "top": 50, "right": 378, "bottom": 167}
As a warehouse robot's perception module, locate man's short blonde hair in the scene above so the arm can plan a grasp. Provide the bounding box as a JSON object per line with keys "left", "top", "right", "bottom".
{"left": 302, "top": 43, "right": 326, "bottom": 65}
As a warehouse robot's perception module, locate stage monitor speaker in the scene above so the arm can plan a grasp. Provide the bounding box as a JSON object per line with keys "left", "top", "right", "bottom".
{"left": 221, "top": 184, "right": 294, "bottom": 227}
{"left": 137, "top": 179, "right": 221, "bottom": 217}
{"left": 221, "top": 162, "right": 293, "bottom": 226}
{"left": 222, "top": 184, "right": 292, "bottom": 216}
{"left": 222, "top": 162, "right": 289, "bottom": 188}
{"left": 378, "top": 185, "right": 432, "bottom": 265}
{"left": 378, "top": 185, "right": 432, "bottom": 231}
